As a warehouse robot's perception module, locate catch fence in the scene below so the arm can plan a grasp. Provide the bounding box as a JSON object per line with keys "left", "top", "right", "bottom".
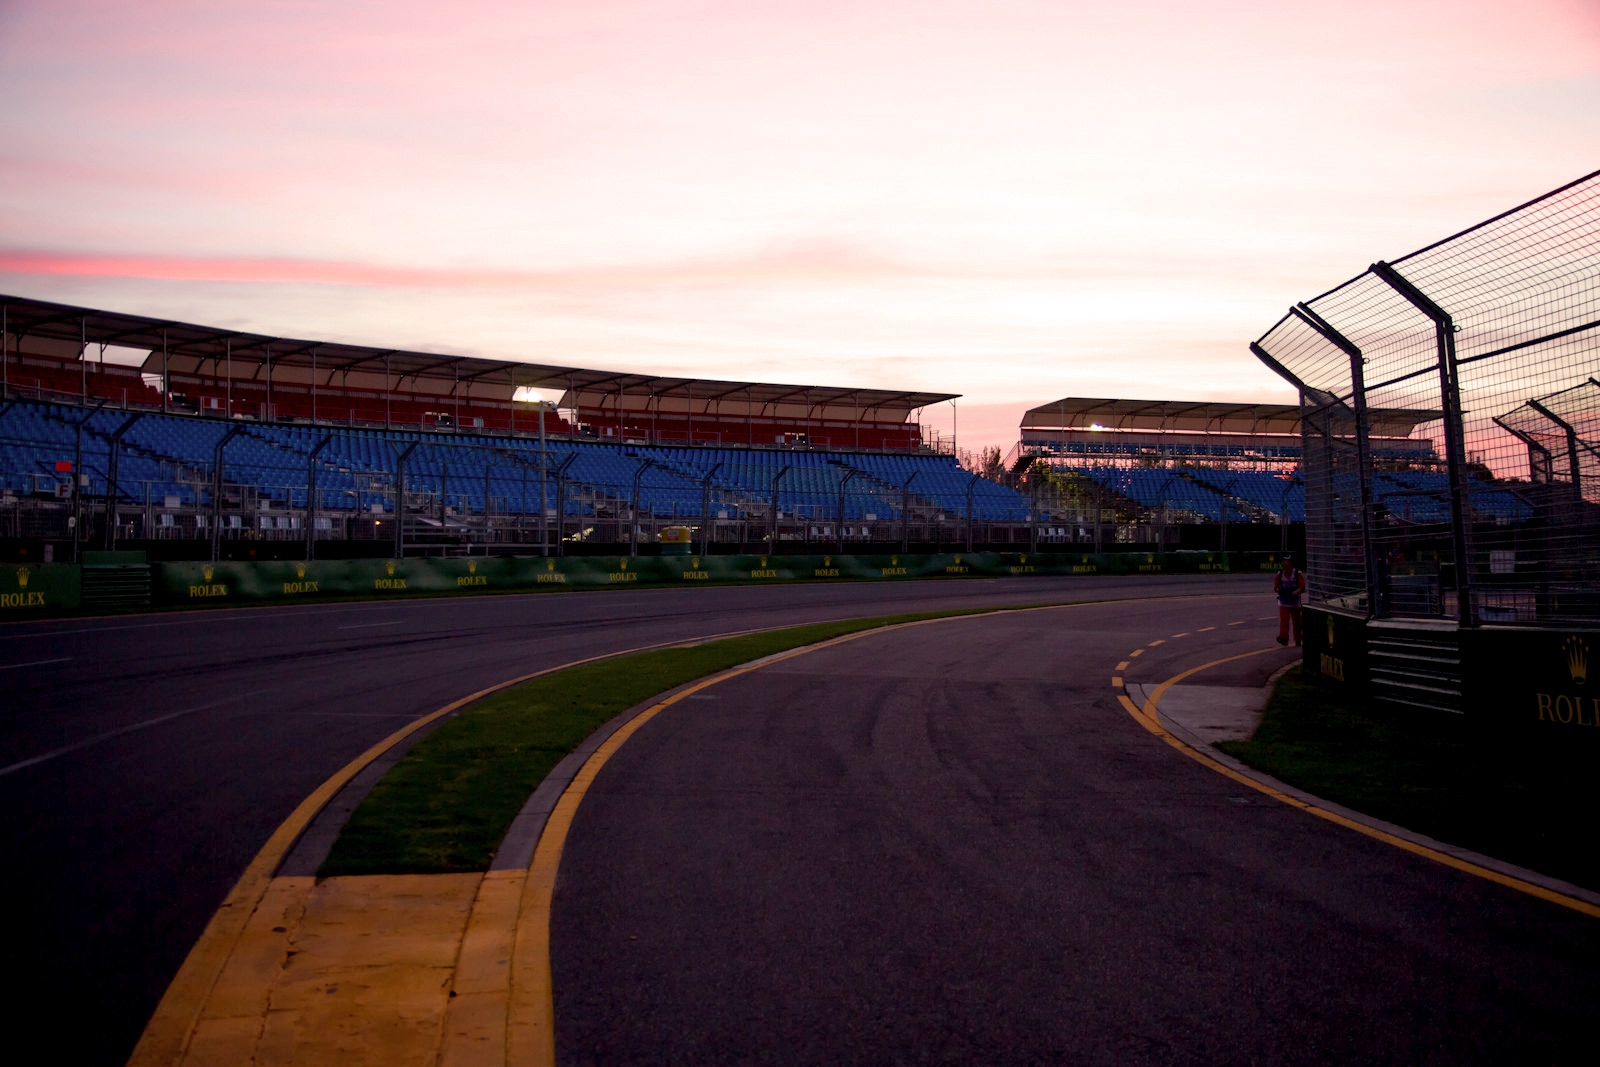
{"left": 1252, "top": 169, "right": 1600, "bottom": 629}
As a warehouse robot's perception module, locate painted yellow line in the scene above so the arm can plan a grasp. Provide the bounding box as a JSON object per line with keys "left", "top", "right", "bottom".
{"left": 1111, "top": 676, "right": 1123, "bottom": 687}
{"left": 1228, "top": 620, "right": 1246, "bottom": 626}
{"left": 128, "top": 625, "right": 791, "bottom": 1067}
{"left": 1129, "top": 648, "right": 1143, "bottom": 657}
{"left": 1148, "top": 639, "right": 1164, "bottom": 647}
{"left": 1171, "top": 632, "right": 1189, "bottom": 638}
{"left": 1198, "top": 626, "right": 1215, "bottom": 632}
{"left": 1116, "top": 661, "right": 1129, "bottom": 671}
{"left": 1115, "top": 650, "right": 1600, "bottom": 922}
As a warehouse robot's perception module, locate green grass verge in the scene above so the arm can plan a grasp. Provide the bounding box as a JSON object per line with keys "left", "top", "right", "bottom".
{"left": 319, "top": 606, "right": 1031, "bottom": 877}
{"left": 1217, "top": 667, "right": 1598, "bottom": 892}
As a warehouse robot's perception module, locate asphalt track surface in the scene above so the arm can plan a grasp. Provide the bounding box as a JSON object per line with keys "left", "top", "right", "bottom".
{"left": 1, "top": 573, "right": 1254, "bottom": 1065}
{"left": 552, "top": 597, "right": 1600, "bottom": 1064}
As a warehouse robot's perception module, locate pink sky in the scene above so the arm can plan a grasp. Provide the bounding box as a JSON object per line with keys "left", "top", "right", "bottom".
{"left": 2, "top": 0, "right": 1597, "bottom": 456}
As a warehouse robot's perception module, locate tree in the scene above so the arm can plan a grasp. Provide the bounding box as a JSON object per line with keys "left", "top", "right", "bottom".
{"left": 980, "top": 445, "right": 1006, "bottom": 481}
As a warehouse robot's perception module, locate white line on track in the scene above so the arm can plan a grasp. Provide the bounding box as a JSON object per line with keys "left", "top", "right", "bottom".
{"left": 0, "top": 699, "right": 236, "bottom": 778}
{"left": 0, "top": 657, "right": 71, "bottom": 671}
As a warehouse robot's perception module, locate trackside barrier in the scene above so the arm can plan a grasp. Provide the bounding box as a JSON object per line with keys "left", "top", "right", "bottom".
{"left": 0, "top": 562, "right": 81, "bottom": 613}
{"left": 1304, "top": 604, "right": 1600, "bottom": 742}
{"left": 142, "top": 550, "right": 1281, "bottom": 608}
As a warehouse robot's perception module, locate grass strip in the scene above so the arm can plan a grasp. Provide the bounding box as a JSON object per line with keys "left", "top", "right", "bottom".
{"left": 1217, "top": 667, "right": 1597, "bottom": 892}
{"left": 320, "top": 606, "right": 1028, "bottom": 877}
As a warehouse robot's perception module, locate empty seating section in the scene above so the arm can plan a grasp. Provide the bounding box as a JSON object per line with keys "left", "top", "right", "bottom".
{"left": 0, "top": 399, "right": 1031, "bottom": 523}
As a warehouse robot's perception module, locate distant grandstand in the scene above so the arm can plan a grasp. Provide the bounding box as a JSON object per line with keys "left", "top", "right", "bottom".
{"left": 1003, "top": 397, "right": 1450, "bottom": 553}
{"left": 1, "top": 294, "right": 1033, "bottom": 560}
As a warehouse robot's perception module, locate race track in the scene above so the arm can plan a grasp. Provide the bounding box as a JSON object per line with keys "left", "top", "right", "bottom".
{"left": 1, "top": 574, "right": 1253, "bottom": 1065}
{"left": 551, "top": 596, "right": 1600, "bottom": 1063}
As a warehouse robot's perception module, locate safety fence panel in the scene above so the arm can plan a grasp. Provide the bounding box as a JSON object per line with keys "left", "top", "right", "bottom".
{"left": 1253, "top": 169, "right": 1600, "bottom": 628}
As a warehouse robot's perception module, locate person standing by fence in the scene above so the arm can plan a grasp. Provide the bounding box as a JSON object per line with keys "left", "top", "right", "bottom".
{"left": 1274, "top": 554, "right": 1305, "bottom": 646}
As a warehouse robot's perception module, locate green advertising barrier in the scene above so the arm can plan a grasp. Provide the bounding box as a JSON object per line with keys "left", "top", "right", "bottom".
{"left": 1301, "top": 606, "right": 1367, "bottom": 690}
{"left": 145, "top": 547, "right": 1282, "bottom": 608}
{"left": 0, "top": 562, "right": 81, "bottom": 614}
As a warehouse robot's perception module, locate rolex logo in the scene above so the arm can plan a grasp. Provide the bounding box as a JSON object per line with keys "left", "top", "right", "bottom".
{"left": 468, "top": 559, "right": 477, "bottom": 574}
{"left": 295, "top": 562, "right": 306, "bottom": 578}
{"left": 953, "top": 555, "right": 961, "bottom": 565}
{"left": 1019, "top": 555, "right": 1026, "bottom": 565}
{"left": 16, "top": 566, "right": 29, "bottom": 588}
{"left": 1327, "top": 615, "right": 1335, "bottom": 648}
{"left": 824, "top": 556, "right": 831, "bottom": 567}
{"left": 691, "top": 557, "right": 700, "bottom": 569}
{"left": 385, "top": 561, "right": 396, "bottom": 576}
{"left": 547, "top": 559, "right": 555, "bottom": 571}
{"left": 891, "top": 556, "right": 898, "bottom": 566}
{"left": 1565, "top": 636, "right": 1588, "bottom": 684}
{"left": 202, "top": 565, "right": 214, "bottom": 581}
{"left": 760, "top": 557, "right": 768, "bottom": 567}
{"left": 620, "top": 559, "right": 627, "bottom": 570}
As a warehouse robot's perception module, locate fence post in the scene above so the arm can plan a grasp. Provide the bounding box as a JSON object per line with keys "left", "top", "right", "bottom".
{"left": 104, "top": 411, "right": 142, "bottom": 550}
{"left": 554, "top": 453, "right": 575, "bottom": 556}
{"left": 630, "top": 458, "right": 655, "bottom": 557}
{"left": 901, "top": 470, "right": 918, "bottom": 554}
{"left": 210, "top": 424, "right": 244, "bottom": 562}
{"left": 701, "top": 461, "right": 723, "bottom": 557}
{"left": 837, "top": 469, "right": 858, "bottom": 556}
{"left": 393, "top": 441, "right": 417, "bottom": 559}
{"left": 306, "top": 433, "right": 332, "bottom": 561}
{"left": 1292, "top": 303, "right": 1383, "bottom": 617}
{"left": 1371, "top": 261, "right": 1477, "bottom": 625}
{"left": 770, "top": 466, "right": 790, "bottom": 554}
{"left": 965, "top": 472, "right": 979, "bottom": 553}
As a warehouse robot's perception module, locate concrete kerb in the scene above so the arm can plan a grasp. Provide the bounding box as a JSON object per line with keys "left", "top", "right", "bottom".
{"left": 1142, "top": 658, "right": 1600, "bottom": 913}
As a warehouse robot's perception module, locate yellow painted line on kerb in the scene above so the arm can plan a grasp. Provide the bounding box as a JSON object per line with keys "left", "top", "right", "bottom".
{"left": 127, "top": 625, "right": 786, "bottom": 1067}
{"left": 1114, "top": 651, "right": 1600, "bottom": 922}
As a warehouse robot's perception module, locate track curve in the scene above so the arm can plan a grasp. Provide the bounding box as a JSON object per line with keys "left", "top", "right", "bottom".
{"left": 550, "top": 596, "right": 1600, "bottom": 1063}
{"left": 1, "top": 574, "right": 1256, "bottom": 1065}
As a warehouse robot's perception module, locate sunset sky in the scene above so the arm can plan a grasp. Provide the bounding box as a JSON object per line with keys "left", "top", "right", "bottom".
{"left": 2, "top": 0, "right": 1597, "bottom": 454}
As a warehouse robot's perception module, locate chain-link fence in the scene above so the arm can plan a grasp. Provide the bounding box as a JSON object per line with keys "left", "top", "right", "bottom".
{"left": 1253, "top": 169, "right": 1600, "bottom": 627}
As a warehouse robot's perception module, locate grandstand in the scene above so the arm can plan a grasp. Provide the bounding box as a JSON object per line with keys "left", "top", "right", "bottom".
{"left": 1003, "top": 397, "right": 1497, "bottom": 553}
{"left": 1, "top": 295, "right": 1034, "bottom": 560}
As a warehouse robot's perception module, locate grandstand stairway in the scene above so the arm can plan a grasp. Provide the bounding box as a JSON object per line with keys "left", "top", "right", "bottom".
{"left": 1366, "top": 621, "right": 1462, "bottom": 714}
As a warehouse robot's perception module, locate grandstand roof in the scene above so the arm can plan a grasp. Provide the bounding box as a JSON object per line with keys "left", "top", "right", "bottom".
{"left": 1021, "top": 397, "right": 1437, "bottom": 437}
{"left": 0, "top": 294, "right": 955, "bottom": 421}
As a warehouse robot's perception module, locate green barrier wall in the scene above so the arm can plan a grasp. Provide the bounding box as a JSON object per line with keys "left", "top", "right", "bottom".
{"left": 148, "top": 550, "right": 1282, "bottom": 606}
{"left": 0, "top": 562, "right": 81, "bottom": 614}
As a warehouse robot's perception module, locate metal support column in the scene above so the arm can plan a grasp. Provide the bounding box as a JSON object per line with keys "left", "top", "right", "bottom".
{"left": 104, "top": 412, "right": 143, "bottom": 549}
{"left": 394, "top": 441, "right": 417, "bottom": 559}
{"left": 769, "top": 466, "right": 790, "bottom": 553}
{"left": 1526, "top": 398, "right": 1583, "bottom": 504}
{"left": 836, "top": 469, "right": 858, "bottom": 555}
{"left": 1292, "top": 302, "right": 1383, "bottom": 616}
{"left": 965, "top": 472, "right": 979, "bottom": 553}
{"left": 629, "top": 459, "right": 655, "bottom": 557}
{"left": 701, "top": 462, "right": 723, "bottom": 557}
{"left": 538, "top": 402, "right": 549, "bottom": 556}
{"left": 1371, "top": 261, "right": 1476, "bottom": 624}
{"left": 306, "top": 434, "right": 332, "bottom": 560}
{"left": 900, "top": 471, "right": 917, "bottom": 554}
{"left": 553, "top": 453, "right": 575, "bottom": 556}
{"left": 210, "top": 424, "right": 244, "bottom": 562}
